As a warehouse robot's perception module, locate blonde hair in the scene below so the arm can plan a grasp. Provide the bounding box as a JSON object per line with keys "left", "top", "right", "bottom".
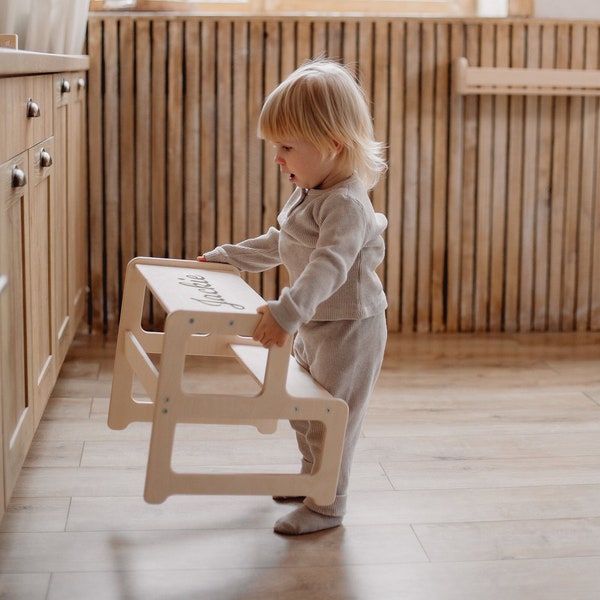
{"left": 258, "top": 59, "right": 387, "bottom": 190}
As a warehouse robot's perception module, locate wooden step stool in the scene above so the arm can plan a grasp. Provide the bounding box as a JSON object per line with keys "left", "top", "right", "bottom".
{"left": 108, "top": 257, "right": 348, "bottom": 505}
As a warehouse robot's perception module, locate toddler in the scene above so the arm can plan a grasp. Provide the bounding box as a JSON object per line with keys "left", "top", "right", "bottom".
{"left": 199, "top": 58, "right": 388, "bottom": 535}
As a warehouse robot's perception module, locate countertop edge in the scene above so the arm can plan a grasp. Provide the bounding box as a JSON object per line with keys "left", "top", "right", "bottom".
{"left": 0, "top": 49, "right": 90, "bottom": 76}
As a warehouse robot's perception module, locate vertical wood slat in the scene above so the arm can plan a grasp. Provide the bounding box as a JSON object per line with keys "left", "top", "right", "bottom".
{"left": 372, "top": 20, "right": 389, "bottom": 292}
{"left": 562, "top": 24, "right": 585, "bottom": 332}
{"left": 200, "top": 20, "right": 216, "bottom": 257}
{"left": 183, "top": 20, "right": 201, "bottom": 260}
{"left": 216, "top": 20, "right": 233, "bottom": 250}
{"left": 262, "top": 20, "right": 281, "bottom": 302}
{"left": 561, "top": 24, "right": 584, "bottom": 331}
{"left": 588, "top": 27, "right": 600, "bottom": 332}
{"left": 401, "top": 20, "right": 420, "bottom": 332}
{"left": 118, "top": 19, "right": 135, "bottom": 303}
{"left": 167, "top": 21, "right": 184, "bottom": 260}
{"left": 102, "top": 18, "right": 120, "bottom": 330}
{"left": 488, "top": 27, "right": 513, "bottom": 331}
{"left": 384, "top": 19, "right": 404, "bottom": 333}
{"left": 231, "top": 20, "right": 249, "bottom": 250}
{"left": 135, "top": 20, "right": 152, "bottom": 261}
{"left": 417, "top": 21, "right": 434, "bottom": 333}
{"left": 278, "top": 20, "right": 295, "bottom": 293}
{"left": 86, "top": 17, "right": 104, "bottom": 330}
{"left": 431, "top": 22, "right": 449, "bottom": 333}
{"left": 459, "top": 23, "right": 480, "bottom": 333}
{"left": 246, "top": 20, "right": 265, "bottom": 294}
{"left": 518, "top": 21, "right": 540, "bottom": 332}
{"left": 504, "top": 23, "right": 525, "bottom": 332}
{"left": 474, "top": 21, "right": 492, "bottom": 333}
{"left": 533, "top": 24, "right": 555, "bottom": 331}
{"left": 87, "top": 15, "right": 600, "bottom": 335}
{"left": 149, "top": 20, "right": 168, "bottom": 325}
{"left": 548, "top": 25, "right": 569, "bottom": 331}
{"left": 446, "top": 22, "right": 465, "bottom": 333}
{"left": 151, "top": 20, "right": 167, "bottom": 262}
{"left": 576, "top": 26, "right": 599, "bottom": 331}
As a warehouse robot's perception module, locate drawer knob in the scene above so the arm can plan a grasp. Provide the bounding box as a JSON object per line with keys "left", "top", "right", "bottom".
{"left": 11, "top": 166, "right": 27, "bottom": 188}
{"left": 27, "top": 99, "right": 41, "bottom": 118}
{"left": 77, "top": 77, "right": 86, "bottom": 90}
{"left": 61, "top": 78, "right": 71, "bottom": 94}
{"left": 40, "top": 148, "right": 53, "bottom": 168}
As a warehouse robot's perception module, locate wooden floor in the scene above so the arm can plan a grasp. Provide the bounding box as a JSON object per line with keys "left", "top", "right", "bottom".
{"left": 1, "top": 331, "right": 600, "bottom": 599}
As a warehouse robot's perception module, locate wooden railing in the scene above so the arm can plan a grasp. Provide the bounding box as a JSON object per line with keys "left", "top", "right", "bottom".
{"left": 86, "top": 14, "right": 600, "bottom": 333}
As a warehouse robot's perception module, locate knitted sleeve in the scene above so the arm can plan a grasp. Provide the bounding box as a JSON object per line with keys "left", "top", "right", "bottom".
{"left": 202, "top": 227, "right": 282, "bottom": 272}
{"left": 268, "top": 197, "right": 369, "bottom": 332}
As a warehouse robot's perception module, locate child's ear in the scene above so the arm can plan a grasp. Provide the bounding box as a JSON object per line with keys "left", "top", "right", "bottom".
{"left": 332, "top": 139, "right": 344, "bottom": 154}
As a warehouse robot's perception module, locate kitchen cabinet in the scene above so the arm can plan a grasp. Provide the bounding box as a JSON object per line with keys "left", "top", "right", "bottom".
{"left": 0, "top": 52, "right": 89, "bottom": 511}
{"left": 0, "top": 73, "right": 55, "bottom": 506}
{"left": 26, "top": 136, "right": 58, "bottom": 428}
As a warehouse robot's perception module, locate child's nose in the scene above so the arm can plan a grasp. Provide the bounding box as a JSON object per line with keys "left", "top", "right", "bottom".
{"left": 274, "top": 152, "right": 285, "bottom": 165}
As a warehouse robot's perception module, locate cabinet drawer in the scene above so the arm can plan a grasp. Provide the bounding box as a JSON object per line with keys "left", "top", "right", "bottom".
{"left": 0, "top": 152, "right": 28, "bottom": 210}
{"left": 54, "top": 72, "right": 87, "bottom": 108}
{"left": 0, "top": 75, "right": 53, "bottom": 164}
{"left": 28, "top": 138, "right": 55, "bottom": 188}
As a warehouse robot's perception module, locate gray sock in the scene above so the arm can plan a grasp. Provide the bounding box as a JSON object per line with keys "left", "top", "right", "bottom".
{"left": 274, "top": 505, "right": 343, "bottom": 535}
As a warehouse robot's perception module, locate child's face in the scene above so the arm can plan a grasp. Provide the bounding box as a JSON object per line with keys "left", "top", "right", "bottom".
{"left": 271, "top": 138, "right": 346, "bottom": 190}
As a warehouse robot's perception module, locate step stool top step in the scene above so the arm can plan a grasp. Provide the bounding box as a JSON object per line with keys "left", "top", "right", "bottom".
{"left": 135, "top": 263, "right": 265, "bottom": 316}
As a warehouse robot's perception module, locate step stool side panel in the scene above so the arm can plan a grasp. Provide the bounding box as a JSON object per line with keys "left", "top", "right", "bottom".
{"left": 108, "top": 260, "right": 157, "bottom": 429}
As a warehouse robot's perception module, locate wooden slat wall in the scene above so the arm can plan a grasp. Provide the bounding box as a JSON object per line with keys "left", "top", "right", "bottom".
{"left": 86, "top": 15, "right": 600, "bottom": 334}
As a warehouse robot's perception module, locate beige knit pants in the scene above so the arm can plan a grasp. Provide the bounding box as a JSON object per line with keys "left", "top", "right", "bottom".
{"left": 291, "top": 312, "right": 387, "bottom": 517}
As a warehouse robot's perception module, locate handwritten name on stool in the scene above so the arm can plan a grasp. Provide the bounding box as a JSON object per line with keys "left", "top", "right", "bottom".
{"left": 178, "top": 273, "right": 246, "bottom": 310}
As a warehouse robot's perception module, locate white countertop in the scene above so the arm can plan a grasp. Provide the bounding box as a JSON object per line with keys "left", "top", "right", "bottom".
{"left": 0, "top": 48, "right": 89, "bottom": 76}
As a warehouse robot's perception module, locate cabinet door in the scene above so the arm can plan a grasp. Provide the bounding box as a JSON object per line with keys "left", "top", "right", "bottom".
{"left": 0, "top": 273, "right": 7, "bottom": 519}
{"left": 67, "top": 74, "right": 88, "bottom": 331}
{"left": 0, "top": 153, "right": 34, "bottom": 503}
{"left": 25, "top": 138, "right": 57, "bottom": 428}
{"left": 53, "top": 77, "right": 70, "bottom": 355}
{"left": 54, "top": 72, "right": 88, "bottom": 364}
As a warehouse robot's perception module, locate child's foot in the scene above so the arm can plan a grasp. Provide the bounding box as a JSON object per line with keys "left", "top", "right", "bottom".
{"left": 272, "top": 496, "right": 306, "bottom": 503}
{"left": 274, "top": 505, "right": 343, "bottom": 535}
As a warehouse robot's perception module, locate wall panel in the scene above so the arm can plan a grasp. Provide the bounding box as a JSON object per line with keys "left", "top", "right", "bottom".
{"left": 86, "top": 14, "right": 600, "bottom": 334}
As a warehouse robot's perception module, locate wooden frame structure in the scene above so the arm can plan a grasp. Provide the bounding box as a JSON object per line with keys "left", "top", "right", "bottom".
{"left": 108, "top": 257, "right": 348, "bottom": 505}
{"left": 86, "top": 15, "right": 600, "bottom": 334}
{"left": 454, "top": 57, "right": 600, "bottom": 96}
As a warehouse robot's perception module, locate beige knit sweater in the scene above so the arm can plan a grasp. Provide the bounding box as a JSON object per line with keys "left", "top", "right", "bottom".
{"left": 202, "top": 174, "right": 388, "bottom": 333}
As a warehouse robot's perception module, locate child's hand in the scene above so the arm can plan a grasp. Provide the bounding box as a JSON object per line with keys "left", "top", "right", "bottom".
{"left": 197, "top": 256, "right": 206, "bottom": 262}
{"left": 253, "top": 305, "right": 289, "bottom": 349}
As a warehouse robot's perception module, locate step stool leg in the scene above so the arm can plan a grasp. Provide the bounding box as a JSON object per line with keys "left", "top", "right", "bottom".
{"left": 108, "top": 261, "right": 154, "bottom": 429}
{"left": 306, "top": 402, "right": 348, "bottom": 506}
{"left": 144, "top": 311, "right": 189, "bottom": 503}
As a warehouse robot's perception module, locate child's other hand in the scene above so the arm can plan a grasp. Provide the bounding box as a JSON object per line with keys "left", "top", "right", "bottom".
{"left": 253, "top": 305, "right": 289, "bottom": 349}
{"left": 197, "top": 256, "right": 206, "bottom": 262}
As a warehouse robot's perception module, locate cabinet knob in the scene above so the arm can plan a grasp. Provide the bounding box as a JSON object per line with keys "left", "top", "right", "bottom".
{"left": 27, "top": 98, "right": 41, "bottom": 118}
{"left": 40, "top": 148, "right": 53, "bottom": 168}
{"left": 61, "top": 78, "right": 71, "bottom": 94}
{"left": 77, "top": 77, "right": 86, "bottom": 90}
{"left": 11, "top": 166, "right": 27, "bottom": 188}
